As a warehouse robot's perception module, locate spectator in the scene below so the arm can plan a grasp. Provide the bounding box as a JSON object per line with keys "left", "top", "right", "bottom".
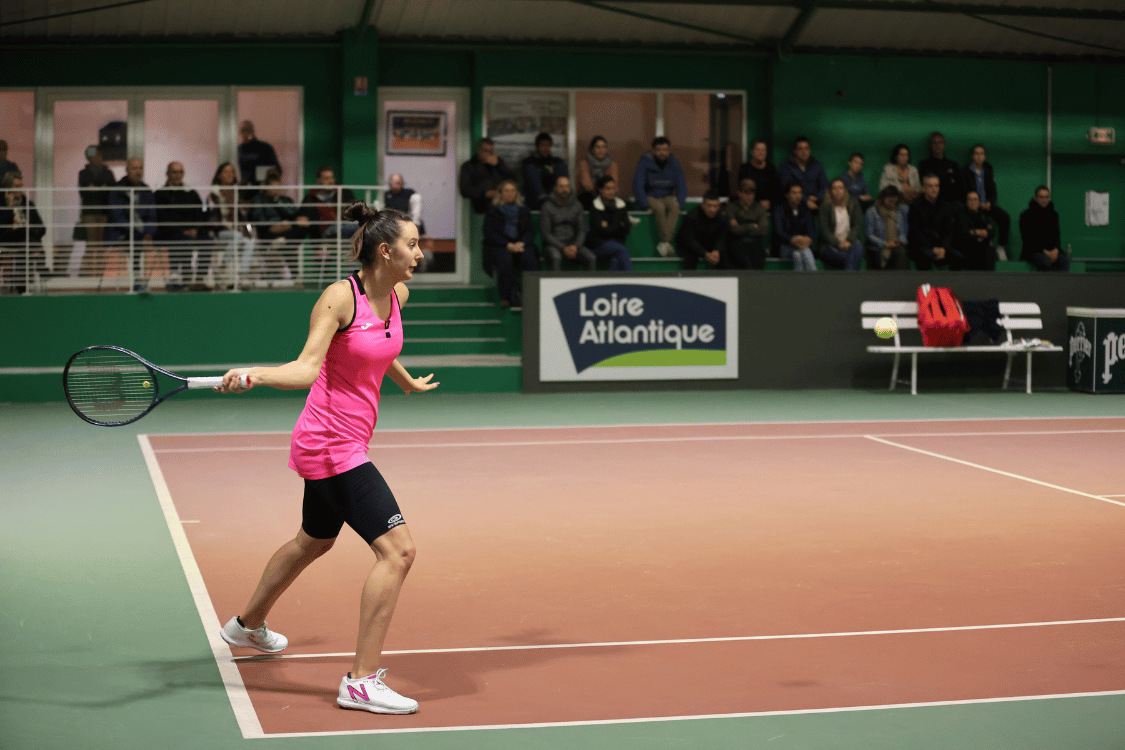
{"left": 459, "top": 137, "right": 516, "bottom": 215}
{"left": 725, "top": 177, "right": 769, "bottom": 270}
{"left": 585, "top": 175, "right": 634, "bottom": 272}
{"left": 838, "top": 152, "right": 873, "bottom": 212}
{"left": 237, "top": 120, "right": 280, "bottom": 186}
{"left": 71, "top": 144, "right": 116, "bottom": 278}
{"left": 908, "top": 174, "right": 962, "bottom": 270}
{"left": 521, "top": 132, "right": 568, "bottom": 210}
{"left": 955, "top": 191, "right": 997, "bottom": 271}
{"left": 737, "top": 139, "right": 782, "bottom": 210}
{"left": 155, "top": 162, "right": 206, "bottom": 289}
{"left": 383, "top": 173, "right": 432, "bottom": 272}
{"left": 483, "top": 179, "right": 538, "bottom": 309}
{"left": 879, "top": 144, "right": 921, "bottom": 204}
{"left": 777, "top": 136, "right": 828, "bottom": 212}
{"left": 919, "top": 132, "right": 961, "bottom": 203}
{"left": 0, "top": 171, "right": 45, "bottom": 294}
{"left": 575, "top": 136, "right": 619, "bottom": 210}
{"left": 632, "top": 136, "right": 687, "bottom": 258}
{"left": 0, "top": 140, "right": 19, "bottom": 181}
{"left": 540, "top": 176, "right": 593, "bottom": 271}
{"left": 250, "top": 174, "right": 299, "bottom": 283}
{"left": 773, "top": 182, "right": 818, "bottom": 272}
{"left": 960, "top": 144, "right": 1011, "bottom": 259}
{"left": 105, "top": 158, "right": 157, "bottom": 290}
{"left": 298, "top": 165, "right": 357, "bottom": 284}
{"left": 676, "top": 191, "right": 727, "bottom": 270}
{"left": 208, "top": 161, "right": 257, "bottom": 286}
{"left": 1019, "top": 185, "right": 1069, "bottom": 272}
{"left": 864, "top": 186, "right": 911, "bottom": 270}
{"left": 817, "top": 178, "right": 864, "bottom": 270}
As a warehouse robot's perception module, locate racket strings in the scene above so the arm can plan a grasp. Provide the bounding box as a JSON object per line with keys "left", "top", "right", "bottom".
{"left": 65, "top": 349, "right": 155, "bottom": 425}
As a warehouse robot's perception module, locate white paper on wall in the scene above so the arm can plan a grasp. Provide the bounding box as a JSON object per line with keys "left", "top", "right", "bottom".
{"left": 1085, "top": 190, "right": 1109, "bottom": 226}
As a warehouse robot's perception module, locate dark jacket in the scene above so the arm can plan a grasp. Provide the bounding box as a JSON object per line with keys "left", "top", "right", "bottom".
{"left": 919, "top": 155, "right": 961, "bottom": 202}
{"left": 298, "top": 188, "right": 357, "bottom": 235}
{"left": 483, "top": 203, "right": 535, "bottom": 248}
{"left": 960, "top": 162, "right": 999, "bottom": 205}
{"left": 1018, "top": 199, "right": 1061, "bottom": 260}
{"left": 0, "top": 197, "right": 45, "bottom": 245}
{"left": 955, "top": 206, "right": 996, "bottom": 249}
{"left": 251, "top": 194, "right": 298, "bottom": 239}
{"left": 105, "top": 177, "right": 157, "bottom": 241}
{"left": 238, "top": 138, "right": 279, "bottom": 185}
{"left": 726, "top": 199, "right": 769, "bottom": 246}
{"left": 631, "top": 152, "right": 688, "bottom": 209}
{"left": 676, "top": 206, "right": 728, "bottom": 261}
{"left": 817, "top": 198, "right": 864, "bottom": 256}
{"left": 586, "top": 195, "right": 631, "bottom": 248}
{"left": 778, "top": 156, "right": 828, "bottom": 204}
{"left": 521, "top": 154, "right": 569, "bottom": 210}
{"left": 78, "top": 163, "right": 117, "bottom": 213}
{"left": 908, "top": 196, "right": 957, "bottom": 257}
{"left": 737, "top": 161, "right": 783, "bottom": 207}
{"left": 154, "top": 186, "right": 206, "bottom": 240}
{"left": 772, "top": 201, "right": 816, "bottom": 247}
{"left": 459, "top": 156, "right": 517, "bottom": 214}
{"left": 540, "top": 191, "right": 586, "bottom": 251}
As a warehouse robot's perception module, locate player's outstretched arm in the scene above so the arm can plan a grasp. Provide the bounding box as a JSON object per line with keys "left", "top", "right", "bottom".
{"left": 218, "top": 282, "right": 351, "bottom": 393}
{"left": 386, "top": 359, "right": 439, "bottom": 395}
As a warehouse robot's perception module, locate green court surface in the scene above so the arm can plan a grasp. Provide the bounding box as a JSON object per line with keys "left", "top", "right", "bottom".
{"left": 2, "top": 389, "right": 1124, "bottom": 750}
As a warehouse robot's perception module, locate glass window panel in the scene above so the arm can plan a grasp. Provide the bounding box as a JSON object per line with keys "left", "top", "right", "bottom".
{"left": 663, "top": 93, "right": 745, "bottom": 199}
{"left": 237, "top": 90, "right": 301, "bottom": 192}
{"left": 53, "top": 99, "right": 129, "bottom": 252}
{"left": 143, "top": 99, "right": 219, "bottom": 193}
{"left": 0, "top": 92, "right": 35, "bottom": 187}
{"left": 575, "top": 92, "right": 657, "bottom": 201}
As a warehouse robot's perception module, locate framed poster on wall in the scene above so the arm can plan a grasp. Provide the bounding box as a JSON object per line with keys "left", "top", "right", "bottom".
{"left": 386, "top": 110, "right": 447, "bottom": 156}
{"left": 484, "top": 90, "right": 568, "bottom": 168}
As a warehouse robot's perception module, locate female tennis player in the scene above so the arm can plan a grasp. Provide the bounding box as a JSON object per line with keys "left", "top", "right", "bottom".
{"left": 214, "top": 201, "right": 436, "bottom": 715}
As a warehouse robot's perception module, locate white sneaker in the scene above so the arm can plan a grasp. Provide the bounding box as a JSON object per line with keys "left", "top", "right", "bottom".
{"left": 220, "top": 616, "right": 288, "bottom": 653}
{"left": 337, "top": 669, "right": 418, "bottom": 714}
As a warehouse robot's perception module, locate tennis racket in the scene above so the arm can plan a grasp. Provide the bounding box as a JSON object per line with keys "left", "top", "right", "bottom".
{"left": 63, "top": 345, "right": 248, "bottom": 427}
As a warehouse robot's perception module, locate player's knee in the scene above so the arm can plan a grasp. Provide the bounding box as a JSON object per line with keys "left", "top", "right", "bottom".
{"left": 397, "top": 543, "right": 416, "bottom": 574}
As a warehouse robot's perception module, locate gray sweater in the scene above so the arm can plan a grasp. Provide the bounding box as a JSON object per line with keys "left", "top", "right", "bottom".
{"left": 539, "top": 192, "right": 586, "bottom": 250}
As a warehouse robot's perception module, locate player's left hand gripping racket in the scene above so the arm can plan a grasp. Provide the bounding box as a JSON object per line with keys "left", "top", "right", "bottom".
{"left": 63, "top": 345, "right": 248, "bottom": 427}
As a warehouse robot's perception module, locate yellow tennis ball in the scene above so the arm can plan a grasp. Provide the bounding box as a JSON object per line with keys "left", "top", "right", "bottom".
{"left": 874, "top": 317, "right": 897, "bottom": 339}
{"left": 142, "top": 380, "right": 152, "bottom": 389}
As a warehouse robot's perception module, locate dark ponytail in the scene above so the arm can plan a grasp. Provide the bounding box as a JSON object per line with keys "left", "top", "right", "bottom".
{"left": 345, "top": 201, "right": 412, "bottom": 266}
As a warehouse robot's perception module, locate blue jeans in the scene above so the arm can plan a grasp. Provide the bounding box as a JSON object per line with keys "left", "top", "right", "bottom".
{"left": 780, "top": 244, "right": 817, "bottom": 271}
{"left": 820, "top": 243, "right": 864, "bottom": 270}
{"left": 591, "top": 240, "right": 633, "bottom": 271}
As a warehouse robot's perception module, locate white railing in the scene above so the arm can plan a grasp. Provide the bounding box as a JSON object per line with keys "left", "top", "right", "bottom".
{"left": 0, "top": 184, "right": 386, "bottom": 295}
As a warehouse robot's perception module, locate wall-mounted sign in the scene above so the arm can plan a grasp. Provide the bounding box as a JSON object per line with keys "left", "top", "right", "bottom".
{"left": 385, "top": 111, "right": 447, "bottom": 156}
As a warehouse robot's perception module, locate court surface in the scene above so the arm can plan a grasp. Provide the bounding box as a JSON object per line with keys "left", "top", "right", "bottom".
{"left": 3, "top": 390, "right": 1125, "bottom": 749}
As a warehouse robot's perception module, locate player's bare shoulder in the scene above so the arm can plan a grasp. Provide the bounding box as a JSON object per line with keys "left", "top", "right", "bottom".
{"left": 314, "top": 278, "right": 356, "bottom": 328}
{"left": 394, "top": 281, "right": 411, "bottom": 307}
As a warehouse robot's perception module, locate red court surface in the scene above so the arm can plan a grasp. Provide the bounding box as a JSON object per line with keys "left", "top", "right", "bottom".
{"left": 141, "top": 418, "right": 1125, "bottom": 738}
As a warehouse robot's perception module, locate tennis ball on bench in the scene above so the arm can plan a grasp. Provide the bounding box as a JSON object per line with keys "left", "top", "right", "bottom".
{"left": 874, "top": 317, "right": 897, "bottom": 339}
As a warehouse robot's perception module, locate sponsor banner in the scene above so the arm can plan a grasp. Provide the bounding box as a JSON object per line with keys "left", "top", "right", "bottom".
{"left": 539, "top": 278, "right": 738, "bottom": 382}
{"left": 1067, "top": 308, "right": 1125, "bottom": 393}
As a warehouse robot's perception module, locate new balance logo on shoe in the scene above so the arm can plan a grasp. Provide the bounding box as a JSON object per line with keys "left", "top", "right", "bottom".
{"left": 347, "top": 684, "right": 370, "bottom": 702}
{"left": 387, "top": 513, "right": 404, "bottom": 529}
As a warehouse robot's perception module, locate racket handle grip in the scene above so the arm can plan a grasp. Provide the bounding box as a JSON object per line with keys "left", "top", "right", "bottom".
{"left": 188, "top": 374, "right": 250, "bottom": 389}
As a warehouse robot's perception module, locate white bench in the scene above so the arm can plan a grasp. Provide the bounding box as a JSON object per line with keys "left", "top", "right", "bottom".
{"left": 861, "top": 301, "right": 1063, "bottom": 394}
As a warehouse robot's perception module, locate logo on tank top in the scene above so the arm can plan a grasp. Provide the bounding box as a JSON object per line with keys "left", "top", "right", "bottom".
{"left": 387, "top": 514, "right": 404, "bottom": 529}
{"left": 359, "top": 323, "right": 373, "bottom": 330}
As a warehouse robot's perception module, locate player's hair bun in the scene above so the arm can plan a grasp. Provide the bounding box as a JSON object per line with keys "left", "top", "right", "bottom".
{"left": 344, "top": 201, "right": 380, "bottom": 225}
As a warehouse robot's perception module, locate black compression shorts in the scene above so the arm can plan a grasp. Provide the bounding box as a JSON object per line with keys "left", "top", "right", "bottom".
{"left": 301, "top": 462, "right": 405, "bottom": 545}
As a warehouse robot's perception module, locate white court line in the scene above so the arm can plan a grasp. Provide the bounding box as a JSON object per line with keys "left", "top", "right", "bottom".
{"left": 261, "top": 689, "right": 1125, "bottom": 738}
{"left": 137, "top": 435, "right": 264, "bottom": 740}
{"left": 149, "top": 428, "right": 1125, "bottom": 453}
{"left": 231, "top": 615, "right": 1125, "bottom": 662}
{"left": 865, "top": 435, "right": 1125, "bottom": 509}
{"left": 142, "top": 414, "right": 1125, "bottom": 439}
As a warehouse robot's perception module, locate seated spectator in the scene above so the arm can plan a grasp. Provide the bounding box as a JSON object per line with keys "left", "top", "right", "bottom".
{"left": 1019, "top": 185, "right": 1069, "bottom": 272}
{"left": 838, "top": 152, "right": 873, "bottom": 212}
{"left": 521, "top": 132, "right": 568, "bottom": 210}
{"left": 773, "top": 182, "right": 818, "bottom": 272}
{"left": 960, "top": 144, "right": 1011, "bottom": 259}
{"left": 817, "top": 178, "right": 864, "bottom": 270}
{"left": 919, "top": 132, "right": 961, "bottom": 203}
{"left": 725, "top": 177, "right": 769, "bottom": 269}
{"left": 105, "top": 158, "right": 157, "bottom": 290}
{"left": 864, "top": 186, "right": 911, "bottom": 270}
{"left": 0, "top": 140, "right": 19, "bottom": 182}
{"left": 155, "top": 162, "right": 206, "bottom": 289}
{"left": 676, "top": 191, "right": 727, "bottom": 270}
{"left": 483, "top": 179, "right": 538, "bottom": 309}
{"left": 459, "top": 137, "right": 516, "bottom": 215}
{"left": 585, "top": 176, "right": 634, "bottom": 272}
{"left": 879, "top": 144, "right": 921, "bottom": 204}
{"left": 777, "top": 136, "right": 828, "bottom": 212}
{"left": 576, "top": 136, "right": 619, "bottom": 210}
{"left": 238, "top": 120, "right": 279, "bottom": 187}
{"left": 540, "top": 176, "right": 593, "bottom": 271}
{"left": 632, "top": 136, "right": 687, "bottom": 258}
{"left": 908, "top": 174, "right": 962, "bottom": 270}
{"left": 298, "top": 165, "right": 357, "bottom": 283}
{"left": 250, "top": 174, "right": 299, "bottom": 283}
{"left": 71, "top": 144, "right": 116, "bottom": 279}
{"left": 955, "top": 191, "right": 997, "bottom": 271}
{"left": 737, "top": 139, "right": 782, "bottom": 210}
{"left": 384, "top": 173, "right": 432, "bottom": 272}
{"left": 0, "top": 171, "right": 45, "bottom": 294}
{"left": 208, "top": 161, "right": 257, "bottom": 286}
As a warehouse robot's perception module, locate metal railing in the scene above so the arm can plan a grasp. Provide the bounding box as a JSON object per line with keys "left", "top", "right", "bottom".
{"left": 0, "top": 184, "right": 386, "bottom": 295}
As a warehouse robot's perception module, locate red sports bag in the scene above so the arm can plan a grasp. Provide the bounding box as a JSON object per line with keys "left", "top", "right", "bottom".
{"left": 917, "top": 284, "right": 970, "bottom": 347}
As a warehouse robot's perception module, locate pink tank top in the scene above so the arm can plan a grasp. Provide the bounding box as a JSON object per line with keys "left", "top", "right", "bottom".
{"left": 289, "top": 273, "right": 402, "bottom": 479}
